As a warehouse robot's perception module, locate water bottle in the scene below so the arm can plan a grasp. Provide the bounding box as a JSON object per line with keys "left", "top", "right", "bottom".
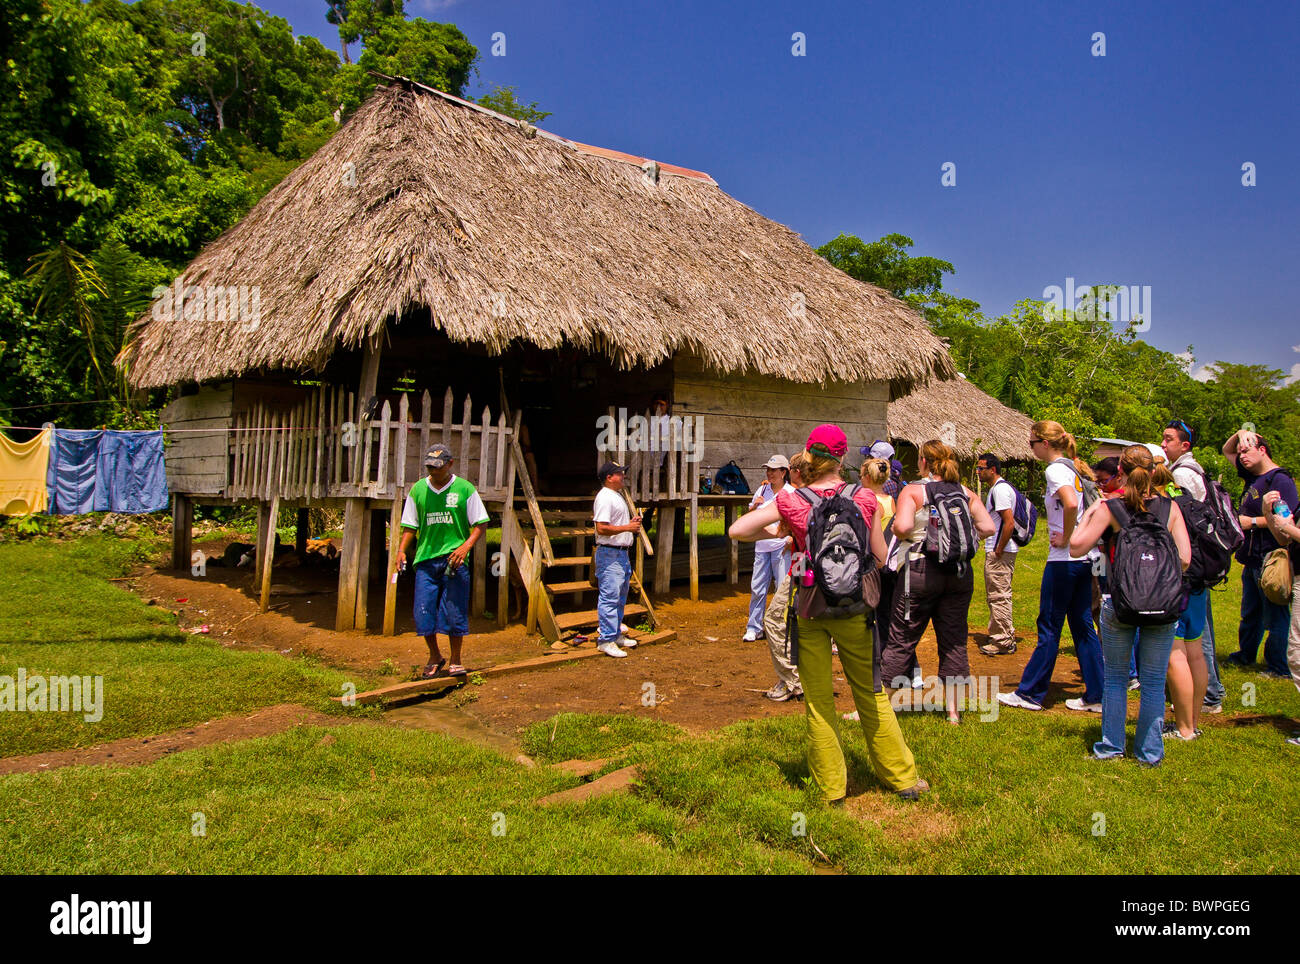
{"left": 1275, "top": 501, "right": 1293, "bottom": 521}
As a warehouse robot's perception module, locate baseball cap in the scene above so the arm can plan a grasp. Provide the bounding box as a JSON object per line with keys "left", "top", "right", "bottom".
{"left": 763, "top": 454, "right": 790, "bottom": 469}
{"left": 598, "top": 460, "right": 626, "bottom": 481}
{"left": 1144, "top": 443, "right": 1166, "bottom": 464}
{"left": 859, "top": 439, "right": 895, "bottom": 461}
{"left": 806, "top": 424, "right": 848, "bottom": 460}
{"left": 424, "top": 443, "right": 453, "bottom": 467}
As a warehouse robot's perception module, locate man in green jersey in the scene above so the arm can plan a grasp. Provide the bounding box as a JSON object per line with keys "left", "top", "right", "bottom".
{"left": 397, "top": 443, "right": 489, "bottom": 678}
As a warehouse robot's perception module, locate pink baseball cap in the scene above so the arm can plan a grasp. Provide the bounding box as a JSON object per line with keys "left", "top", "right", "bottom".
{"left": 806, "top": 424, "right": 848, "bottom": 459}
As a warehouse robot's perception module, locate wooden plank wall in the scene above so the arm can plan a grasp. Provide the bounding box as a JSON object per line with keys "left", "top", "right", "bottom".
{"left": 672, "top": 351, "right": 889, "bottom": 491}
{"left": 159, "top": 384, "right": 233, "bottom": 495}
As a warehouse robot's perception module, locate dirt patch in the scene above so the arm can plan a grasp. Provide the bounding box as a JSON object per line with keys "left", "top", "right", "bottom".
{"left": 122, "top": 552, "right": 1106, "bottom": 738}
{"left": 0, "top": 704, "right": 341, "bottom": 775}
{"left": 843, "top": 786, "right": 964, "bottom": 844}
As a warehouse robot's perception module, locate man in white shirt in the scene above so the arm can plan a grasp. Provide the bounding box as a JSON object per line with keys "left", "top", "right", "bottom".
{"left": 592, "top": 461, "right": 641, "bottom": 658}
{"left": 976, "top": 453, "right": 1019, "bottom": 655}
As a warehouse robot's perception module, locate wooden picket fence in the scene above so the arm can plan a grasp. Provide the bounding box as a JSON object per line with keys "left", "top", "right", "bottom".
{"left": 228, "top": 385, "right": 518, "bottom": 502}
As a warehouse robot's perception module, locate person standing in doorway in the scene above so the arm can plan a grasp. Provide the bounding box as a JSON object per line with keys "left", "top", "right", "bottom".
{"left": 592, "top": 461, "right": 642, "bottom": 658}
{"left": 397, "top": 443, "right": 489, "bottom": 679}
{"left": 744, "top": 455, "right": 793, "bottom": 642}
{"left": 977, "top": 453, "right": 1019, "bottom": 656}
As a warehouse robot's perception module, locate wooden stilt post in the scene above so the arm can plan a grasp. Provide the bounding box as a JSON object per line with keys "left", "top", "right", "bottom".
{"left": 354, "top": 502, "right": 374, "bottom": 632}
{"left": 726, "top": 503, "right": 739, "bottom": 585}
{"left": 689, "top": 492, "right": 699, "bottom": 602}
{"left": 295, "top": 506, "right": 309, "bottom": 556}
{"left": 336, "top": 497, "right": 365, "bottom": 631}
{"left": 496, "top": 413, "right": 520, "bottom": 629}
{"left": 525, "top": 533, "right": 542, "bottom": 635}
{"left": 654, "top": 504, "right": 676, "bottom": 594}
{"left": 259, "top": 496, "right": 279, "bottom": 613}
{"left": 383, "top": 497, "right": 403, "bottom": 636}
{"left": 172, "top": 494, "right": 192, "bottom": 571}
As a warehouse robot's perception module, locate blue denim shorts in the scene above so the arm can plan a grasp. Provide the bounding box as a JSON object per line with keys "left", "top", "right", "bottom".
{"left": 1175, "top": 590, "right": 1207, "bottom": 641}
{"left": 413, "top": 555, "right": 470, "bottom": 636}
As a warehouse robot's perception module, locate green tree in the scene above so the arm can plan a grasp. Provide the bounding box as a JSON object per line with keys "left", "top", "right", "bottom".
{"left": 478, "top": 85, "right": 552, "bottom": 125}
{"left": 816, "top": 233, "right": 954, "bottom": 298}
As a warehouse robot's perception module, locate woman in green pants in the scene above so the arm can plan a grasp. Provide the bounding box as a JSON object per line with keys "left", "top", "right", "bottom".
{"left": 730, "top": 424, "right": 928, "bottom": 803}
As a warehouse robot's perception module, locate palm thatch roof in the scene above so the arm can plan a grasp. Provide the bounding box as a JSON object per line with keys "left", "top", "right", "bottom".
{"left": 887, "top": 375, "right": 1035, "bottom": 461}
{"left": 122, "top": 76, "right": 954, "bottom": 392}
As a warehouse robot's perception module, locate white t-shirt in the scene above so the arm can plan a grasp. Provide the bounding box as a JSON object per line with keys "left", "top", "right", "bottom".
{"left": 1045, "top": 460, "right": 1095, "bottom": 563}
{"left": 593, "top": 486, "right": 633, "bottom": 547}
{"left": 752, "top": 481, "right": 788, "bottom": 553}
{"left": 984, "top": 479, "right": 1019, "bottom": 555}
{"left": 1170, "top": 454, "right": 1207, "bottom": 502}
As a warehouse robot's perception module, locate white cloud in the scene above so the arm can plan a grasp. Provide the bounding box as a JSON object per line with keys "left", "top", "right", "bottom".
{"left": 1173, "top": 350, "right": 1195, "bottom": 371}
{"left": 1190, "top": 364, "right": 1216, "bottom": 383}
{"left": 1286, "top": 363, "right": 1300, "bottom": 386}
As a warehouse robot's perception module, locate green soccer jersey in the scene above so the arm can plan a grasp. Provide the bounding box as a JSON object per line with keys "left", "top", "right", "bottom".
{"left": 401, "top": 474, "right": 489, "bottom": 564}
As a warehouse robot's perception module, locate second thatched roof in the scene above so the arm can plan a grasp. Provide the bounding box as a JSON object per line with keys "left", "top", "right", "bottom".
{"left": 121, "top": 77, "right": 954, "bottom": 392}
{"left": 888, "top": 375, "right": 1035, "bottom": 461}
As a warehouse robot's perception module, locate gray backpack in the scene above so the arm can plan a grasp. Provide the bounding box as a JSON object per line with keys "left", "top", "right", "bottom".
{"left": 1053, "top": 457, "right": 1099, "bottom": 516}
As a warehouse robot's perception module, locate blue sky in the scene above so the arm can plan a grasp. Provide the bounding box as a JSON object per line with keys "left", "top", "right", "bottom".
{"left": 263, "top": 0, "right": 1299, "bottom": 382}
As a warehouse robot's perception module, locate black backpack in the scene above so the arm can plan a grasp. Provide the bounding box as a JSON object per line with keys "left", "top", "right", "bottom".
{"left": 1107, "top": 497, "right": 1186, "bottom": 626}
{"left": 1173, "top": 467, "right": 1238, "bottom": 592}
{"left": 796, "top": 483, "right": 875, "bottom": 617}
{"left": 923, "top": 481, "right": 978, "bottom": 574}
{"left": 712, "top": 460, "right": 750, "bottom": 495}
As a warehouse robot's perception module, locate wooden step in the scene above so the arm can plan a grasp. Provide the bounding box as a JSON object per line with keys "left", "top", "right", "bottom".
{"left": 553, "top": 604, "right": 647, "bottom": 632}
{"left": 544, "top": 580, "right": 593, "bottom": 595}
{"left": 547, "top": 555, "right": 591, "bottom": 567}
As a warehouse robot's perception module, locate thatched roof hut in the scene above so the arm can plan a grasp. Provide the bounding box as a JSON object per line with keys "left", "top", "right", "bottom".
{"left": 121, "top": 76, "right": 952, "bottom": 394}
{"left": 887, "top": 375, "right": 1034, "bottom": 461}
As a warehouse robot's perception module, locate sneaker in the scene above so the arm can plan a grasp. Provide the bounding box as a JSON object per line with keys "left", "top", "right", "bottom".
{"left": 619, "top": 622, "right": 631, "bottom": 634}
{"left": 842, "top": 709, "right": 860, "bottom": 722}
{"left": 1128, "top": 678, "right": 1141, "bottom": 691}
{"left": 596, "top": 640, "right": 627, "bottom": 658}
{"left": 911, "top": 667, "right": 925, "bottom": 689}
{"left": 996, "top": 691, "right": 1042, "bottom": 711}
{"left": 618, "top": 634, "right": 638, "bottom": 649}
{"left": 1286, "top": 734, "right": 1300, "bottom": 746}
{"left": 897, "top": 778, "right": 930, "bottom": 801}
{"left": 979, "top": 642, "right": 1016, "bottom": 656}
{"left": 764, "top": 681, "right": 794, "bottom": 702}
{"left": 1065, "top": 698, "right": 1102, "bottom": 713}
{"left": 1162, "top": 719, "right": 1198, "bottom": 740}
{"left": 1224, "top": 652, "right": 1252, "bottom": 667}
{"left": 1202, "top": 701, "right": 1222, "bottom": 715}
{"left": 742, "top": 629, "right": 759, "bottom": 642}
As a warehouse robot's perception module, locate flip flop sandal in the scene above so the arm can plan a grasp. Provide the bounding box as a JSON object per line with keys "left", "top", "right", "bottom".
{"left": 446, "top": 664, "right": 468, "bottom": 676}
{"left": 420, "top": 659, "right": 447, "bottom": 680}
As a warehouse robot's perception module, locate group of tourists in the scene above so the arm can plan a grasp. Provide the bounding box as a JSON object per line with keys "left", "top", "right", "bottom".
{"left": 728, "top": 418, "right": 1300, "bottom": 804}
{"left": 392, "top": 413, "right": 1299, "bottom": 805}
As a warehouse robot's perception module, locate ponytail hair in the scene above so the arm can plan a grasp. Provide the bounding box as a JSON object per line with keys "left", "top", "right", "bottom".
{"left": 1151, "top": 462, "right": 1175, "bottom": 494}
{"left": 860, "top": 457, "right": 890, "bottom": 487}
{"left": 920, "top": 439, "right": 961, "bottom": 484}
{"left": 1119, "top": 444, "right": 1155, "bottom": 516}
{"left": 1033, "top": 419, "right": 1096, "bottom": 481}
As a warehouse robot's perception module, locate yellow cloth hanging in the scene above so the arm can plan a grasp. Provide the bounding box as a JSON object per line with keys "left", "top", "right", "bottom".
{"left": 0, "top": 427, "right": 52, "bottom": 516}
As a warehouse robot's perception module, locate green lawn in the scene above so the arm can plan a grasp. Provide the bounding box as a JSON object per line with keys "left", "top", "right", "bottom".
{"left": 0, "top": 536, "right": 377, "bottom": 756}
{"left": 1, "top": 530, "right": 1295, "bottom": 874}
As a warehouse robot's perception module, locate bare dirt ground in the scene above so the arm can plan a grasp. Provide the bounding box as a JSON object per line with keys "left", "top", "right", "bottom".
{"left": 123, "top": 537, "right": 1102, "bottom": 743}
{"left": 0, "top": 704, "right": 342, "bottom": 775}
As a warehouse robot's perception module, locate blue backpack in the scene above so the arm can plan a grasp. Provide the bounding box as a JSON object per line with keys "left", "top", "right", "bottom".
{"left": 712, "top": 461, "right": 750, "bottom": 495}
{"left": 994, "top": 478, "right": 1038, "bottom": 547}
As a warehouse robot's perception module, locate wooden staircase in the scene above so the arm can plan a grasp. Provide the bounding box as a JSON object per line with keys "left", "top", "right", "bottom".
{"left": 508, "top": 503, "right": 655, "bottom": 643}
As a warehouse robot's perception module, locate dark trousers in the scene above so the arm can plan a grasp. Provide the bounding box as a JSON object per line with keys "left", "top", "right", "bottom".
{"left": 880, "top": 555, "right": 973, "bottom": 684}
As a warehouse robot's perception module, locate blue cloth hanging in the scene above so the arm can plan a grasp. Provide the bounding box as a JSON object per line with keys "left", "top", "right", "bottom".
{"left": 46, "top": 429, "right": 169, "bottom": 514}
